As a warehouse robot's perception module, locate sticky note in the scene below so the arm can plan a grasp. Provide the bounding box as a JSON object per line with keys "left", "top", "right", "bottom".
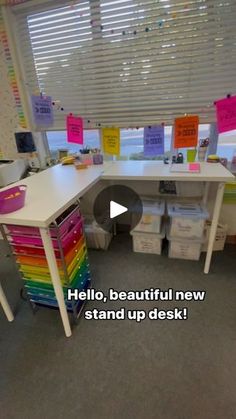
{"left": 189, "top": 163, "right": 200, "bottom": 173}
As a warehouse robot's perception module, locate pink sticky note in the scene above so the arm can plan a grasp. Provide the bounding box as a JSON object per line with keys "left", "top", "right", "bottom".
{"left": 215, "top": 96, "right": 236, "bottom": 133}
{"left": 189, "top": 163, "right": 200, "bottom": 172}
{"left": 66, "top": 115, "right": 84, "bottom": 144}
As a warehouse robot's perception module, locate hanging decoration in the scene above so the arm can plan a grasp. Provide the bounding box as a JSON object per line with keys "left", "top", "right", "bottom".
{"left": 102, "top": 127, "right": 120, "bottom": 155}
{"left": 214, "top": 95, "right": 236, "bottom": 134}
{"left": 144, "top": 125, "right": 165, "bottom": 156}
{"left": 31, "top": 94, "right": 54, "bottom": 127}
{"left": 0, "top": 9, "right": 27, "bottom": 128}
{"left": 66, "top": 114, "right": 84, "bottom": 144}
{"left": 52, "top": 100, "right": 64, "bottom": 111}
{"left": 174, "top": 116, "right": 199, "bottom": 148}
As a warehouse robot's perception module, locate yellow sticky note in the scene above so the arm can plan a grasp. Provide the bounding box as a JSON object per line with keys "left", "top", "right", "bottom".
{"left": 102, "top": 128, "right": 120, "bottom": 156}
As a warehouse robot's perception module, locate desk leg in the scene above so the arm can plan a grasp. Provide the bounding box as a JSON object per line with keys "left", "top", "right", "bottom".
{"left": 0, "top": 283, "right": 14, "bottom": 322}
{"left": 40, "top": 228, "right": 72, "bottom": 337}
{"left": 204, "top": 182, "right": 225, "bottom": 274}
{"left": 202, "top": 181, "right": 210, "bottom": 206}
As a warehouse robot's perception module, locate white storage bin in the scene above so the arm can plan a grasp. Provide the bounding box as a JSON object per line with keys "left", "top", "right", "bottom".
{"left": 84, "top": 214, "right": 113, "bottom": 250}
{"left": 202, "top": 221, "right": 227, "bottom": 252}
{"left": 167, "top": 202, "right": 208, "bottom": 239}
{"left": 168, "top": 235, "right": 204, "bottom": 261}
{"left": 130, "top": 229, "right": 165, "bottom": 254}
{"left": 132, "top": 199, "right": 165, "bottom": 234}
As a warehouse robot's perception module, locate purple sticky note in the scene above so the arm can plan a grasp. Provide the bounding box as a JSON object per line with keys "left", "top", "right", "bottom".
{"left": 144, "top": 125, "right": 164, "bottom": 156}
{"left": 31, "top": 95, "right": 53, "bottom": 126}
{"left": 67, "top": 114, "right": 84, "bottom": 144}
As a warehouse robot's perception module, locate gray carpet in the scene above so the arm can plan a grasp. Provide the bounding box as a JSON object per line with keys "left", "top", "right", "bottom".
{"left": 0, "top": 235, "right": 236, "bottom": 419}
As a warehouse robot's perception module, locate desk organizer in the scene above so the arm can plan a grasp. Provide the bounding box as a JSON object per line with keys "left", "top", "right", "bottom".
{"left": 2, "top": 203, "right": 90, "bottom": 318}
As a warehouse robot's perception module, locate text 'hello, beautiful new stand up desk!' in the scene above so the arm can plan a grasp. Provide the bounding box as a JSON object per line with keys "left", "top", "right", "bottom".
{"left": 0, "top": 161, "right": 234, "bottom": 336}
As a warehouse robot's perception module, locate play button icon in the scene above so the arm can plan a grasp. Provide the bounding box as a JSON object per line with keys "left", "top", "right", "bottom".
{"left": 93, "top": 184, "right": 143, "bottom": 232}
{"left": 110, "top": 201, "right": 128, "bottom": 219}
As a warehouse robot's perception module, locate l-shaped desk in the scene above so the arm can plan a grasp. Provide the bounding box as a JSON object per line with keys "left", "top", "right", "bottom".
{"left": 0, "top": 161, "right": 234, "bottom": 336}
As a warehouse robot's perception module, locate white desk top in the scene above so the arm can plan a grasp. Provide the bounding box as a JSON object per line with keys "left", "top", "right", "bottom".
{"left": 0, "top": 165, "right": 103, "bottom": 227}
{"left": 0, "top": 161, "right": 234, "bottom": 227}
{"left": 102, "top": 161, "right": 235, "bottom": 182}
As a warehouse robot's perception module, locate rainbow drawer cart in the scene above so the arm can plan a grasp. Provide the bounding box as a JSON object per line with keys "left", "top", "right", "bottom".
{"left": 1, "top": 203, "right": 91, "bottom": 319}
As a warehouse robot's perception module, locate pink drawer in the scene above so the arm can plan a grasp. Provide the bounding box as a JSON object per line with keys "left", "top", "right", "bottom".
{"left": 8, "top": 234, "right": 59, "bottom": 248}
{"left": 50, "top": 207, "right": 82, "bottom": 238}
{"left": 61, "top": 219, "right": 84, "bottom": 254}
{"left": 8, "top": 219, "right": 84, "bottom": 252}
{"left": 7, "top": 225, "right": 40, "bottom": 236}
{"left": 7, "top": 205, "right": 82, "bottom": 239}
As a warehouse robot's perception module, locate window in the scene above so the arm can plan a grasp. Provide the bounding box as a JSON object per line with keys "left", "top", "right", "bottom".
{"left": 10, "top": 0, "right": 236, "bottom": 129}
{"left": 47, "top": 129, "right": 100, "bottom": 158}
{"left": 217, "top": 130, "right": 236, "bottom": 161}
{"left": 47, "top": 124, "right": 212, "bottom": 160}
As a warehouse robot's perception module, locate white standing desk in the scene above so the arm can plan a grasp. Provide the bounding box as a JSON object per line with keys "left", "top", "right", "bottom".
{"left": 0, "top": 161, "right": 234, "bottom": 336}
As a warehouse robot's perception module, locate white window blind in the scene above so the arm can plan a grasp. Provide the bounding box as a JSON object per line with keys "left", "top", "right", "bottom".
{"left": 10, "top": 0, "right": 236, "bottom": 128}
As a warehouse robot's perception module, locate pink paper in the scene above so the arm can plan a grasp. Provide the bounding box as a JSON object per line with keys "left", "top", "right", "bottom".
{"left": 66, "top": 115, "right": 83, "bottom": 144}
{"left": 215, "top": 96, "right": 236, "bottom": 133}
{"left": 189, "top": 163, "right": 200, "bottom": 172}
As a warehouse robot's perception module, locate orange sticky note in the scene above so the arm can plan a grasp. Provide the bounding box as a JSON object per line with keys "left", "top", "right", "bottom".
{"left": 174, "top": 116, "right": 199, "bottom": 148}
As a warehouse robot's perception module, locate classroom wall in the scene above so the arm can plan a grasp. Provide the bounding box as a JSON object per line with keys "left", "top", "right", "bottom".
{"left": 0, "top": 7, "right": 22, "bottom": 158}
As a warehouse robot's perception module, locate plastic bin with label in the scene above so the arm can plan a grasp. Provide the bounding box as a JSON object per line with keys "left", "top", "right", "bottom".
{"left": 130, "top": 228, "right": 165, "bottom": 254}
{"left": 167, "top": 233, "right": 204, "bottom": 261}
{"left": 132, "top": 199, "right": 165, "bottom": 234}
{"left": 167, "top": 202, "right": 208, "bottom": 239}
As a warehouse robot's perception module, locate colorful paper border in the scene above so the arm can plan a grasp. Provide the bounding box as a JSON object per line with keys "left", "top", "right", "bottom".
{"left": 0, "top": 8, "right": 27, "bottom": 128}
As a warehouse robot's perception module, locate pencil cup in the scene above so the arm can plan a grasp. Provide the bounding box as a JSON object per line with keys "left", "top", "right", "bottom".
{"left": 198, "top": 146, "right": 208, "bottom": 162}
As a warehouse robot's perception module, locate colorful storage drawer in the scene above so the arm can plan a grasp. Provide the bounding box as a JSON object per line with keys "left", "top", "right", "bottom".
{"left": 8, "top": 219, "right": 83, "bottom": 253}
{"left": 3, "top": 203, "right": 91, "bottom": 318}
{"left": 7, "top": 204, "right": 81, "bottom": 238}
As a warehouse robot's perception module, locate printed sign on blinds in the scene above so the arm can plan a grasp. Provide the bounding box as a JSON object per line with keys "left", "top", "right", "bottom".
{"left": 174, "top": 116, "right": 199, "bottom": 148}
{"left": 102, "top": 128, "right": 120, "bottom": 155}
{"left": 66, "top": 115, "right": 84, "bottom": 144}
{"left": 144, "top": 125, "right": 164, "bottom": 156}
{"left": 215, "top": 96, "right": 236, "bottom": 133}
{"left": 31, "top": 95, "right": 53, "bottom": 126}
